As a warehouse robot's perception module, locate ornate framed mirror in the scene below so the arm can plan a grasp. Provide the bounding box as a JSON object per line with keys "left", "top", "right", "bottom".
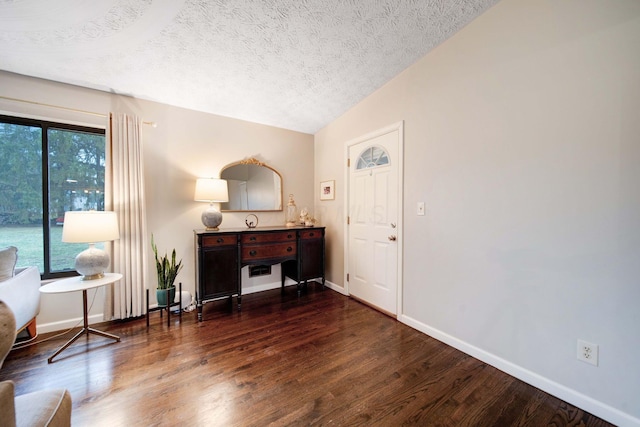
{"left": 220, "top": 158, "right": 283, "bottom": 212}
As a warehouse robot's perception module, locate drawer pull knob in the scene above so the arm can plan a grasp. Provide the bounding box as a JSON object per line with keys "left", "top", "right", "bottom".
{"left": 309, "top": 232, "right": 314, "bottom": 237}
{"left": 250, "top": 236, "right": 256, "bottom": 241}
{"left": 287, "top": 247, "right": 293, "bottom": 252}
{"left": 216, "top": 238, "right": 224, "bottom": 243}
{"left": 288, "top": 234, "right": 293, "bottom": 238}
{"left": 249, "top": 250, "right": 257, "bottom": 256}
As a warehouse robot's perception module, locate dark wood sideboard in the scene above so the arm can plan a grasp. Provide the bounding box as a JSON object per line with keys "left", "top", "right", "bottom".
{"left": 194, "top": 226, "right": 325, "bottom": 321}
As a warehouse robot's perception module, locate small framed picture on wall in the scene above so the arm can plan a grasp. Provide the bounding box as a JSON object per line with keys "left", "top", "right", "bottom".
{"left": 320, "top": 180, "right": 335, "bottom": 201}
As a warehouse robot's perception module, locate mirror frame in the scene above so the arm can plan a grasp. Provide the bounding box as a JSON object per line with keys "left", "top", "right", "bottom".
{"left": 220, "top": 158, "right": 283, "bottom": 212}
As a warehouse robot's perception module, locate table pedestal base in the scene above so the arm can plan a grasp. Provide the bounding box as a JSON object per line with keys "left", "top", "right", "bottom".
{"left": 48, "top": 289, "right": 120, "bottom": 363}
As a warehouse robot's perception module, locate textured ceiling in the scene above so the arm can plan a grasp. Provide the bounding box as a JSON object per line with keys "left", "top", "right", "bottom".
{"left": 0, "top": 0, "right": 498, "bottom": 134}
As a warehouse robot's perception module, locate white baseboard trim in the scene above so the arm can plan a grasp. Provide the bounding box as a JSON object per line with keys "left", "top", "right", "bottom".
{"left": 38, "top": 313, "right": 105, "bottom": 334}
{"left": 241, "top": 278, "right": 343, "bottom": 295}
{"left": 399, "top": 314, "right": 640, "bottom": 427}
{"left": 241, "top": 278, "right": 299, "bottom": 295}
{"left": 324, "top": 280, "right": 347, "bottom": 295}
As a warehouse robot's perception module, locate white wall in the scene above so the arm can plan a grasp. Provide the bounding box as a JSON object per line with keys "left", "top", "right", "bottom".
{"left": 0, "top": 71, "right": 314, "bottom": 331}
{"left": 314, "top": 0, "right": 640, "bottom": 425}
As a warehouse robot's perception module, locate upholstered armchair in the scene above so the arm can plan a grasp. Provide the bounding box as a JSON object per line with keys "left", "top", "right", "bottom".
{"left": 0, "top": 266, "right": 41, "bottom": 339}
{"left": 0, "top": 301, "right": 72, "bottom": 427}
{"left": 0, "top": 246, "right": 41, "bottom": 340}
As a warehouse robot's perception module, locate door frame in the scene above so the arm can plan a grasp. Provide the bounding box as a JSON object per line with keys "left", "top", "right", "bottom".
{"left": 343, "top": 121, "right": 404, "bottom": 318}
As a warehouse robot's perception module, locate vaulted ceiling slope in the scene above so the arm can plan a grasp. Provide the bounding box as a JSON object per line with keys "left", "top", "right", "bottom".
{"left": 0, "top": 0, "right": 498, "bottom": 134}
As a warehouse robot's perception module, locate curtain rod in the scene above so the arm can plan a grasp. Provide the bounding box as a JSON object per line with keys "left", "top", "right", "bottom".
{"left": 0, "top": 95, "right": 157, "bottom": 127}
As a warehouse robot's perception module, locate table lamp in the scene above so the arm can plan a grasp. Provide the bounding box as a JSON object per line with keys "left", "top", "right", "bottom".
{"left": 194, "top": 178, "right": 229, "bottom": 230}
{"left": 62, "top": 211, "right": 119, "bottom": 280}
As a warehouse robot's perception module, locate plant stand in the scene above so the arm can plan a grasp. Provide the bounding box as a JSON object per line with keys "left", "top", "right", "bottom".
{"left": 146, "top": 282, "right": 182, "bottom": 328}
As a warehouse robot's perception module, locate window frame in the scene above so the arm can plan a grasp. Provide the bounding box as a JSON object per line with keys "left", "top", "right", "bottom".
{"left": 355, "top": 145, "right": 390, "bottom": 170}
{"left": 0, "top": 114, "right": 106, "bottom": 280}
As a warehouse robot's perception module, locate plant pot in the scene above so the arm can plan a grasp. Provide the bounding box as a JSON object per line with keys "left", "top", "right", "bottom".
{"left": 156, "top": 286, "right": 176, "bottom": 307}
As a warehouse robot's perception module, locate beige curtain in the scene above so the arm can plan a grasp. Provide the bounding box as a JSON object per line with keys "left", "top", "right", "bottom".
{"left": 104, "top": 113, "right": 148, "bottom": 319}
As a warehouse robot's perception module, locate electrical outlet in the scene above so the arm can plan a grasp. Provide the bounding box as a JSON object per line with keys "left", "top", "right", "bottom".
{"left": 577, "top": 339, "right": 598, "bottom": 366}
{"left": 417, "top": 202, "right": 425, "bottom": 216}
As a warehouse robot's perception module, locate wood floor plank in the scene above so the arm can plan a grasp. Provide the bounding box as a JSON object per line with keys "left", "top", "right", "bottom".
{"left": 1, "top": 284, "right": 615, "bottom": 427}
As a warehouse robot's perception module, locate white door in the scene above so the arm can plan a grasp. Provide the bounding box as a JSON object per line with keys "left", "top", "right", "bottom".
{"left": 346, "top": 122, "right": 403, "bottom": 316}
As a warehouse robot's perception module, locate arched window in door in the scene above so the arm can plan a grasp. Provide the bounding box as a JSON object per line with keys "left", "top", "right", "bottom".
{"left": 356, "top": 145, "right": 390, "bottom": 170}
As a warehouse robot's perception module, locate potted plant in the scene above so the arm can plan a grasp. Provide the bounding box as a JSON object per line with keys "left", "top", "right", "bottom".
{"left": 151, "top": 235, "right": 183, "bottom": 307}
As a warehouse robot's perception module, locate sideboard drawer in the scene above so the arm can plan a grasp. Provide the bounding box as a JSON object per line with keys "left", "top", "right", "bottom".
{"left": 242, "top": 231, "right": 295, "bottom": 244}
{"left": 201, "top": 234, "right": 239, "bottom": 247}
{"left": 241, "top": 241, "right": 297, "bottom": 262}
{"left": 300, "top": 229, "right": 322, "bottom": 240}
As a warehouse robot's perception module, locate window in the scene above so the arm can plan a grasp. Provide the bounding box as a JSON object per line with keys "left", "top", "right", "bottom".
{"left": 356, "top": 145, "right": 389, "bottom": 170}
{"left": 0, "top": 115, "right": 106, "bottom": 279}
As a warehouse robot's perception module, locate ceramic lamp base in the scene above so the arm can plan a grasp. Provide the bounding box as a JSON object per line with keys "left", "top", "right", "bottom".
{"left": 75, "top": 243, "right": 110, "bottom": 280}
{"left": 202, "top": 204, "right": 223, "bottom": 230}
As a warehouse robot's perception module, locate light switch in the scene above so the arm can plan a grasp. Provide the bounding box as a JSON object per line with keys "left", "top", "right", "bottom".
{"left": 417, "top": 202, "right": 425, "bottom": 216}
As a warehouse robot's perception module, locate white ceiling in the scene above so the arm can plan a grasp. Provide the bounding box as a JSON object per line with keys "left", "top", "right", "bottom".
{"left": 0, "top": 0, "right": 498, "bottom": 134}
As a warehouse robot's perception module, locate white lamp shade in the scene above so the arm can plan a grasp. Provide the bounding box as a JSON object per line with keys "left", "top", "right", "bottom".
{"left": 194, "top": 178, "right": 229, "bottom": 202}
{"left": 62, "top": 211, "right": 120, "bottom": 243}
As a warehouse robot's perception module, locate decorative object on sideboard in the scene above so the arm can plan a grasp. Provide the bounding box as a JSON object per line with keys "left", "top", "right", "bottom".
{"left": 151, "top": 235, "right": 183, "bottom": 307}
{"left": 320, "top": 180, "right": 335, "bottom": 201}
{"left": 286, "top": 194, "right": 298, "bottom": 227}
{"left": 299, "top": 207, "right": 318, "bottom": 227}
{"left": 62, "top": 210, "right": 119, "bottom": 280}
{"left": 194, "top": 178, "right": 229, "bottom": 230}
{"left": 245, "top": 214, "right": 259, "bottom": 229}
{"left": 299, "top": 207, "right": 309, "bottom": 225}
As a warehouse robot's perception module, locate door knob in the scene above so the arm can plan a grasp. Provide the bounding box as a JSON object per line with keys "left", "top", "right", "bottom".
{"left": 388, "top": 235, "right": 397, "bottom": 241}
{"left": 391, "top": 223, "right": 396, "bottom": 228}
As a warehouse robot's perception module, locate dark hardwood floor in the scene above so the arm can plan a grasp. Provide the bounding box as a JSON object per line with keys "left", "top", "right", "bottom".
{"left": 2, "top": 283, "right": 614, "bottom": 427}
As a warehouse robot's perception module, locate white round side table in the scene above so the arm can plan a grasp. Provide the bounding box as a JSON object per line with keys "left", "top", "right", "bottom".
{"left": 40, "top": 273, "right": 122, "bottom": 363}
